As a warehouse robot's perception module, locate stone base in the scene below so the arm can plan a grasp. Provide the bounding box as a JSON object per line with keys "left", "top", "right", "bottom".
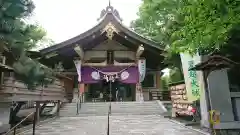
{"left": 135, "top": 91, "right": 144, "bottom": 102}
{"left": 0, "top": 124, "right": 10, "bottom": 134}
{"left": 215, "top": 129, "right": 240, "bottom": 135}
{"left": 0, "top": 102, "right": 11, "bottom": 133}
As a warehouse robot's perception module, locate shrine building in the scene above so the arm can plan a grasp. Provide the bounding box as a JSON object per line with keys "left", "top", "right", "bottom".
{"left": 37, "top": 4, "right": 165, "bottom": 102}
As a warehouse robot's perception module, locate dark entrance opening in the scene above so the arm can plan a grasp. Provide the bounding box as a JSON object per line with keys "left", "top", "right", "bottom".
{"left": 101, "top": 80, "right": 119, "bottom": 102}
{"left": 87, "top": 80, "right": 136, "bottom": 102}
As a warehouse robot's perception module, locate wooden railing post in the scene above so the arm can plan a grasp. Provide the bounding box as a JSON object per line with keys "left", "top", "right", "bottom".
{"left": 57, "top": 100, "right": 60, "bottom": 116}
{"left": 35, "top": 102, "right": 40, "bottom": 122}
{"left": 13, "top": 127, "right": 16, "bottom": 135}
{"left": 32, "top": 112, "right": 36, "bottom": 135}
{"left": 33, "top": 101, "right": 40, "bottom": 135}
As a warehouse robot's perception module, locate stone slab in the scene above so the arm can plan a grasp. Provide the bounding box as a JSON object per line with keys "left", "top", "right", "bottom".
{"left": 22, "top": 115, "right": 207, "bottom": 135}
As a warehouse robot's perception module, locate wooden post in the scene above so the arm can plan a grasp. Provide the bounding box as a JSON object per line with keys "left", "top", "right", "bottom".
{"left": 57, "top": 100, "right": 60, "bottom": 116}
{"left": 155, "top": 71, "right": 161, "bottom": 90}
{"left": 35, "top": 102, "right": 40, "bottom": 122}
{"left": 33, "top": 102, "right": 40, "bottom": 135}
{"left": 32, "top": 112, "right": 36, "bottom": 135}
{"left": 0, "top": 56, "right": 5, "bottom": 84}
{"left": 9, "top": 103, "right": 14, "bottom": 128}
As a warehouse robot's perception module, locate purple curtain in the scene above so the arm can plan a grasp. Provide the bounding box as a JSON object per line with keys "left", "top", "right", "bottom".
{"left": 81, "top": 66, "right": 139, "bottom": 84}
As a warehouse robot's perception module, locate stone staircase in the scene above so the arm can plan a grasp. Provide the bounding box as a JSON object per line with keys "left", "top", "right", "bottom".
{"left": 59, "top": 102, "right": 108, "bottom": 117}
{"left": 59, "top": 101, "right": 166, "bottom": 117}
{"left": 111, "top": 101, "right": 165, "bottom": 115}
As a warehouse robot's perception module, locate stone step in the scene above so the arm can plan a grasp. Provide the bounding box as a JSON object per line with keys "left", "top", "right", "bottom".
{"left": 59, "top": 101, "right": 166, "bottom": 117}
{"left": 62, "top": 106, "right": 159, "bottom": 109}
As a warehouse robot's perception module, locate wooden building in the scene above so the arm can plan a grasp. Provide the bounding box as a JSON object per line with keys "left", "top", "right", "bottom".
{"left": 0, "top": 50, "right": 71, "bottom": 133}
{"left": 36, "top": 5, "right": 165, "bottom": 102}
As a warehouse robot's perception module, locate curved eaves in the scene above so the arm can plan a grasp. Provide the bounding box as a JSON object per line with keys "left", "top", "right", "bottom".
{"left": 40, "top": 12, "right": 165, "bottom": 54}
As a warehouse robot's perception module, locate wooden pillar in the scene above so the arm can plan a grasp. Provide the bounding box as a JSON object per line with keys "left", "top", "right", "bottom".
{"left": 63, "top": 75, "right": 74, "bottom": 103}
{"left": 0, "top": 56, "right": 5, "bottom": 84}
{"left": 155, "top": 71, "right": 161, "bottom": 90}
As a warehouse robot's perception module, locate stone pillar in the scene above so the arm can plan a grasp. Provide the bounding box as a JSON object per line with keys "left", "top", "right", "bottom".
{"left": 135, "top": 83, "right": 140, "bottom": 101}
{"left": 197, "top": 55, "right": 210, "bottom": 128}
{"left": 207, "top": 69, "right": 234, "bottom": 122}
{"left": 199, "top": 71, "right": 210, "bottom": 128}
{"left": 135, "top": 83, "right": 144, "bottom": 102}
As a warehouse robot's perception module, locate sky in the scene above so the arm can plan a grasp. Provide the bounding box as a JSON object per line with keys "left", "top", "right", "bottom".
{"left": 32, "top": 0, "right": 142, "bottom": 43}
{"left": 32, "top": 0, "right": 170, "bottom": 74}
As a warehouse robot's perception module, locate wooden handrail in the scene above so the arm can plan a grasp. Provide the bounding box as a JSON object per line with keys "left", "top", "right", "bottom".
{"left": 4, "top": 112, "right": 34, "bottom": 135}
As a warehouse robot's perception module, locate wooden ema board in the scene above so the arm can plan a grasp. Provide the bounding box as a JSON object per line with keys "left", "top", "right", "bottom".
{"left": 170, "top": 83, "right": 193, "bottom": 117}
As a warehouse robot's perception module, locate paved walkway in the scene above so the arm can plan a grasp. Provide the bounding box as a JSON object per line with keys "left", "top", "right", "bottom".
{"left": 23, "top": 115, "right": 206, "bottom": 135}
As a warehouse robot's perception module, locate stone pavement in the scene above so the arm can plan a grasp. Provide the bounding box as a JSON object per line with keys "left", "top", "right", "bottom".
{"left": 110, "top": 115, "right": 205, "bottom": 135}
{"left": 22, "top": 115, "right": 206, "bottom": 135}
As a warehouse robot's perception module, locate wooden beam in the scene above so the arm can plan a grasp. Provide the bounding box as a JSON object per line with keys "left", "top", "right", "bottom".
{"left": 113, "top": 60, "right": 136, "bottom": 66}
{"left": 83, "top": 60, "right": 107, "bottom": 67}
{"left": 45, "top": 52, "right": 58, "bottom": 59}
{"left": 136, "top": 45, "right": 144, "bottom": 58}
{"left": 84, "top": 50, "right": 106, "bottom": 61}
{"left": 62, "top": 72, "right": 78, "bottom": 75}
{"left": 74, "top": 45, "right": 84, "bottom": 59}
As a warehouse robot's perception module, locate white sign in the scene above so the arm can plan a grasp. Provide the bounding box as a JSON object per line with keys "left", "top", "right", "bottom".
{"left": 180, "top": 53, "right": 201, "bottom": 101}
{"left": 74, "top": 60, "right": 81, "bottom": 82}
{"left": 138, "top": 59, "right": 146, "bottom": 82}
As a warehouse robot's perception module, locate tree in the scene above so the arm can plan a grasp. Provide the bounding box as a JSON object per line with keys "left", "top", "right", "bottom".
{"left": 168, "top": 67, "right": 184, "bottom": 83}
{"left": 130, "top": 0, "right": 183, "bottom": 67}
{"left": 132, "top": 0, "right": 240, "bottom": 55}
{"left": 161, "top": 75, "right": 169, "bottom": 90}
{"left": 0, "top": 0, "right": 54, "bottom": 89}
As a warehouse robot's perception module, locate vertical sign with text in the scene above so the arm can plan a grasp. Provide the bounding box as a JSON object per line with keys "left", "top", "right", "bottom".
{"left": 138, "top": 59, "right": 146, "bottom": 82}
{"left": 180, "top": 53, "right": 201, "bottom": 101}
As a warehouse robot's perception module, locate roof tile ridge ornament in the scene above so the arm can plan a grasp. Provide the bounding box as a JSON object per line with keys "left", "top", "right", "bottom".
{"left": 97, "top": 2, "right": 122, "bottom": 22}
{"left": 101, "top": 22, "right": 119, "bottom": 40}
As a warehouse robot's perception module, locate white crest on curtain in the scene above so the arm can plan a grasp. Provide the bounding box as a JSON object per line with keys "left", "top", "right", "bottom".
{"left": 91, "top": 71, "right": 100, "bottom": 80}
{"left": 138, "top": 59, "right": 146, "bottom": 82}
{"left": 121, "top": 71, "right": 129, "bottom": 80}
{"left": 74, "top": 60, "right": 81, "bottom": 82}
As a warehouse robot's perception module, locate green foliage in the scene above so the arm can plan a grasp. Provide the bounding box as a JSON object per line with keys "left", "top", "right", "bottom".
{"left": 132, "top": 0, "right": 240, "bottom": 55}
{"left": 0, "top": 0, "right": 55, "bottom": 89}
{"left": 168, "top": 67, "right": 184, "bottom": 83}
{"left": 160, "top": 76, "right": 169, "bottom": 90}
{"left": 173, "top": 0, "right": 240, "bottom": 54}
{"left": 0, "top": 0, "right": 35, "bottom": 51}
{"left": 13, "top": 53, "right": 55, "bottom": 89}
